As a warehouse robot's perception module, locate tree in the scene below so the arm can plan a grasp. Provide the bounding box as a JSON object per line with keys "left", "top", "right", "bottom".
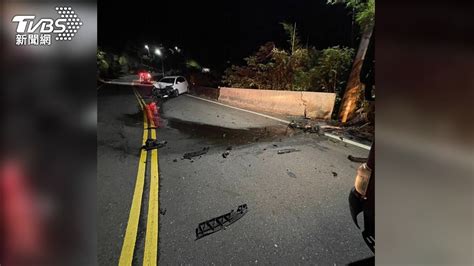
{"left": 222, "top": 22, "right": 353, "bottom": 95}
{"left": 97, "top": 48, "right": 109, "bottom": 77}
{"left": 280, "top": 22, "right": 301, "bottom": 55}
{"left": 311, "top": 46, "right": 354, "bottom": 93}
{"left": 328, "top": 0, "right": 375, "bottom": 122}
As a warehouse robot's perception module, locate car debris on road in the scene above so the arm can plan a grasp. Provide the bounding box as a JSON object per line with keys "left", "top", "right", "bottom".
{"left": 183, "top": 147, "right": 210, "bottom": 160}
{"left": 288, "top": 120, "right": 325, "bottom": 135}
{"left": 195, "top": 204, "right": 248, "bottom": 240}
{"left": 142, "top": 139, "right": 167, "bottom": 150}
{"left": 347, "top": 155, "right": 368, "bottom": 163}
{"left": 286, "top": 170, "right": 297, "bottom": 178}
{"left": 277, "top": 148, "right": 300, "bottom": 154}
{"left": 222, "top": 150, "right": 230, "bottom": 158}
{"left": 159, "top": 208, "right": 167, "bottom": 215}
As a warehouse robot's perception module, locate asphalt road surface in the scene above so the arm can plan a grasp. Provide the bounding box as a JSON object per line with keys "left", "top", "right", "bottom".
{"left": 98, "top": 84, "right": 372, "bottom": 265}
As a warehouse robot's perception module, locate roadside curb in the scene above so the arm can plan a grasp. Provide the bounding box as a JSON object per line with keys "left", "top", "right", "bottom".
{"left": 185, "top": 94, "right": 371, "bottom": 151}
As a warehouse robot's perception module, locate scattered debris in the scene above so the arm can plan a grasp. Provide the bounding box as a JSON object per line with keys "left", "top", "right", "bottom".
{"left": 195, "top": 204, "right": 248, "bottom": 240}
{"left": 288, "top": 120, "right": 324, "bottom": 135}
{"left": 274, "top": 244, "right": 278, "bottom": 248}
{"left": 183, "top": 147, "right": 210, "bottom": 160}
{"left": 332, "top": 171, "right": 338, "bottom": 178}
{"left": 159, "top": 208, "right": 167, "bottom": 215}
{"left": 273, "top": 144, "right": 278, "bottom": 147}
{"left": 348, "top": 155, "right": 367, "bottom": 163}
{"left": 277, "top": 148, "right": 300, "bottom": 154}
{"left": 286, "top": 170, "right": 297, "bottom": 178}
{"left": 173, "top": 158, "right": 178, "bottom": 162}
{"left": 222, "top": 150, "right": 230, "bottom": 158}
{"left": 288, "top": 121, "right": 299, "bottom": 129}
{"left": 142, "top": 139, "right": 167, "bottom": 150}
{"left": 226, "top": 146, "right": 233, "bottom": 151}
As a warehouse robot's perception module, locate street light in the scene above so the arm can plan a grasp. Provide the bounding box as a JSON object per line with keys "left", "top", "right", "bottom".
{"left": 154, "top": 48, "right": 164, "bottom": 77}
{"left": 144, "top": 44, "right": 150, "bottom": 56}
{"left": 154, "top": 48, "right": 162, "bottom": 56}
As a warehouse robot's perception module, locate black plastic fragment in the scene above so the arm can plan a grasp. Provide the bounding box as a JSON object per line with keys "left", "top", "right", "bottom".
{"left": 183, "top": 147, "right": 209, "bottom": 160}
{"left": 142, "top": 138, "right": 167, "bottom": 150}
{"left": 222, "top": 150, "right": 230, "bottom": 158}
{"left": 195, "top": 204, "right": 248, "bottom": 240}
{"left": 347, "top": 155, "right": 368, "bottom": 163}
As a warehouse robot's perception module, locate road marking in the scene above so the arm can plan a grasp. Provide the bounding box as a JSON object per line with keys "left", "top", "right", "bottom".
{"left": 185, "top": 94, "right": 290, "bottom": 124}
{"left": 143, "top": 126, "right": 159, "bottom": 266}
{"left": 184, "top": 94, "right": 371, "bottom": 151}
{"left": 324, "top": 133, "right": 371, "bottom": 150}
{"left": 118, "top": 90, "right": 149, "bottom": 266}
{"left": 134, "top": 89, "right": 160, "bottom": 266}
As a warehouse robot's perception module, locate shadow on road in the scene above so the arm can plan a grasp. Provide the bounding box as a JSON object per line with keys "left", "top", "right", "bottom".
{"left": 165, "top": 117, "right": 294, "bottom": 146}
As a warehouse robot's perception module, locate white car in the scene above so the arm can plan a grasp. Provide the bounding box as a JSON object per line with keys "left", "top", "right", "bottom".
{"left": 152, "top": 76, "right": 189, "bottom": 97}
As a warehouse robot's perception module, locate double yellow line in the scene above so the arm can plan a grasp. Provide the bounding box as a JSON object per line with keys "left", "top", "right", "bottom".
{"left": 119, "top": 89, "right": 160, "bottom": 266}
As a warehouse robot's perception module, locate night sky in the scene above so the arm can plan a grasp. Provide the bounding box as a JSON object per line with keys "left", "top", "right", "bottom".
{"left": 98, "top": 0, "right": 354, "bottom": 71}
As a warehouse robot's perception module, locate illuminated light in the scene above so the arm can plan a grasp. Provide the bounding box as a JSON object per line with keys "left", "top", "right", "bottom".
{"left": 202, "top": 68, "right": 210, "bottom": 73}
{"left": 154, "top": 48, "right": 162, "bottom": 56}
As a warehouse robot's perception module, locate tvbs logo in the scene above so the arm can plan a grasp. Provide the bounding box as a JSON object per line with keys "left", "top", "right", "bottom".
{"left": 12, "top": 6, "right": 82, "bottom": 46}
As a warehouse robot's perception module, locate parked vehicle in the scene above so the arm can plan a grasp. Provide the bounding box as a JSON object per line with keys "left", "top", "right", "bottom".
{"left": 152, "top": 76, "right": 189, "bottom": 97}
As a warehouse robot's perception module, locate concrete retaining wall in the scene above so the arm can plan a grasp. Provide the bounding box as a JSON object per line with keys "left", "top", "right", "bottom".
{"left": 189, "top": 86, "right": 336, "bottom": 119}
{"left": 218, "top": 87, "right": 336, "bottom": 119}
{"left": 189, "top": 86, "right": 220, "bottom": 100}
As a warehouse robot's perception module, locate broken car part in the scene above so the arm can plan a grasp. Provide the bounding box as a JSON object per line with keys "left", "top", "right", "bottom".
{"left": 222, "top": 151, "right": 230, "bottom": 158}
{"left": 277, "top": 148, "right": 300, "bottom": 154}
{"left": 142, "top": 139, "right": 167, "bottom": 150}
{"left": 183, "top": 147, "right": 209, "bottom": 160}
{"left": 347, "top": 155, "right": 368, "bottom": 163}
{"left": 195, "top": 204, "right": 248, "bottom": 240}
